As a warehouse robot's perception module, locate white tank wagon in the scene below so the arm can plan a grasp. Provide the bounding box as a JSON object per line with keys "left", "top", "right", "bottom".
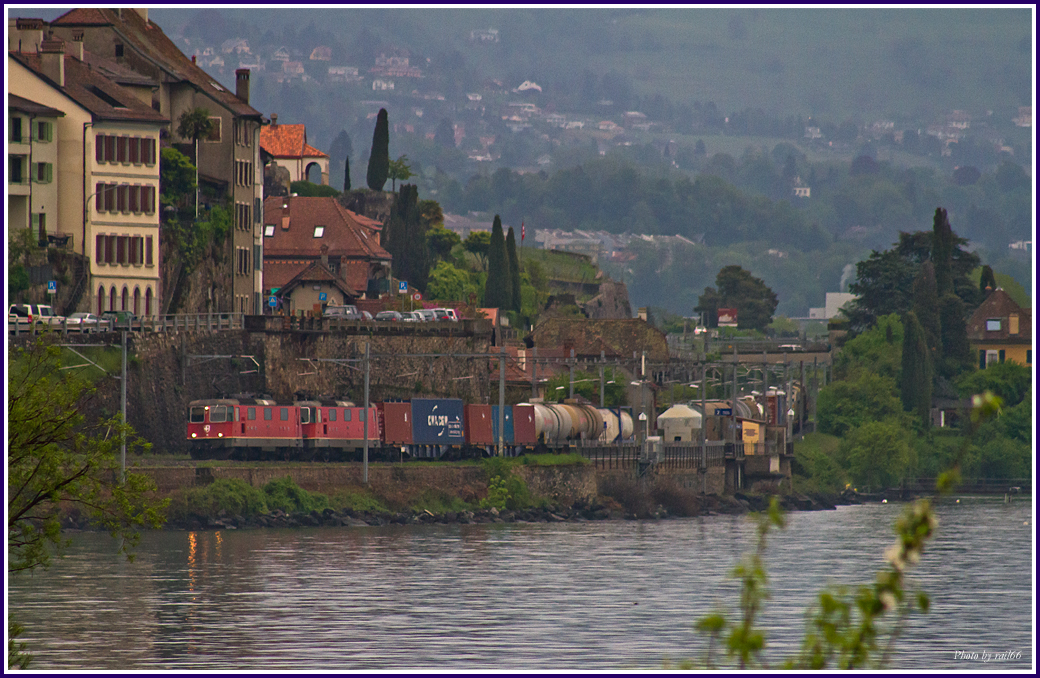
{"left": 526, "top": 403, "right": 633, "bottom": 443}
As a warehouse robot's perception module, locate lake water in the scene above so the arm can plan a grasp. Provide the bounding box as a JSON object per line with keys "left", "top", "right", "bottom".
{"left": 7, "top": 497, "right": 1034, "bottom": 671}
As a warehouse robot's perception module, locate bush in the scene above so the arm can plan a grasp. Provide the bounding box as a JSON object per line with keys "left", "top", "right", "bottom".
{"left": 838, "top": 420, "right": 916, "bottom": 491}
{"left": 168, "top": 478, "right": 268, "bottom": 521}
{"left": 597, "top": 475, "right": 655, "bottom": 518}
{"left": 329, "top": 489, "right": 390, "bottom": 514}
{"left": 262, "top": 476, "right": 329, "bottom": 514}
{"left": 480, "top": 457, "right": 531, "bottom": 510}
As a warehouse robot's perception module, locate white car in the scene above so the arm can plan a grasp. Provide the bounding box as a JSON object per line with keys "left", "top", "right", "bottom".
{"left": 66, "top": 312, "right": 107, "bottom": 333}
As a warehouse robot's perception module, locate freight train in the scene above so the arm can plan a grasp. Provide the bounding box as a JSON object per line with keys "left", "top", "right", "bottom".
{"left": 187, "top": 397, "right": 635, "bottom": 461}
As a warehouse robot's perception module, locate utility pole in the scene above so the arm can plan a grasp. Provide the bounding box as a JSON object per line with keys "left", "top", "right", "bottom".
{"left": 120, "top": 329, "right": 127, "bottom": 484}
{"left": 569, "top": 349, "right": 575, "bottom": 399}
{"left": 363, "top": 341, "right": 370, "bottom": 485}
{"left": 498, "top": 343, "right": 506, "bottom": 457}
{"left": 599, "top": 350, "right": 605, "bottom": 408}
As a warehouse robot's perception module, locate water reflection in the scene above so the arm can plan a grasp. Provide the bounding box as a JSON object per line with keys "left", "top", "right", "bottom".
{"left": 7, "top": 498, "right": 1033, "bottom": 670}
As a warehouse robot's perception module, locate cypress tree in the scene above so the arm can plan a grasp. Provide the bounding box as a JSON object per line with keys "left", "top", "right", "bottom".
{"left": 366, "top": 108, "right": 390, "bottom": 191}
{"left": 938, "top": 293, "right": 972, "bottom": 377}
{"left": 911, "top": 261, "right": 942, "bottom": 368}
{"left": 384, "top": 185, "right": 408, "bottom": 279}
{"left": 484, "top": 215, "right": 509, "bottom": 308}
{"left": 931, "top": 207, "right": 954, "bottom": 297}
{"left": 402, "top": 185, "right": 430, "bottom": 291}
{"left": 900, "top": 311, "right": 933, "bottom": 428}
{"left": 343, "top": 157, "right": 351, "bottom": 193}
{"left": 506, "top": 227, "right": 522, "bottom": 313}
{"left": 978, "top": 264, "right": 997, "bottom": 296}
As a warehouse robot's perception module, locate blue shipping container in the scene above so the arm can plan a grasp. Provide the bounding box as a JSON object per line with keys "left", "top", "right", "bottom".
{"left": 411, "top": 399, "right": 465, "bottom": 445}
{"left": 491, "top": 405, "right": 514, "bottom": 444}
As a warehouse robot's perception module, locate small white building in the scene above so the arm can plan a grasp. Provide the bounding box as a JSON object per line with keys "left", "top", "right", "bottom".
{"left": 657, "top": 404, "right": 703, "bottom": 442}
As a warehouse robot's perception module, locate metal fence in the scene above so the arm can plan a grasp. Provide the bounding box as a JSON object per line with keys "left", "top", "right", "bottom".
{"left": 573, "top": 439, "right": 730, "bottom": 470}
{"left": 8, "top": 313, "right": 246, "bottom": 336}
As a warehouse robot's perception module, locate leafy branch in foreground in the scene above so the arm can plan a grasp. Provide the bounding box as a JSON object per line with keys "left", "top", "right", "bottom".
{"left": 7, "top": 340, "right": 168, "bottom": 575}
{"left": 688, "top": 390, "right": 1003, "bottom": 670}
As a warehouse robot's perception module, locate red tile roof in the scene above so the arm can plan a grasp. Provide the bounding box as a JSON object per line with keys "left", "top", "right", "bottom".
{"left": 263, "top": 196, "right": 390, "bottom": 260}
{"left": 263, "top": 196, "right": 391, "bottom": 295}
{"left": 51, "top": 8, "right": 260, "bottom": 119}
{"left": 967, "top": 289, "right": 1032, "bottom": 343}
{"left": 260, "top": 123, "right": 303, "bottom": 157}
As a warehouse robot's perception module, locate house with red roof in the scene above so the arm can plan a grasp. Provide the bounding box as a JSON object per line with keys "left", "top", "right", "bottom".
{"left": 44, "top": 7, "right": 265, "bottom": 315}
{"left": 259, "top": 114, "right": 330, "bottom": 186}
{"left": 966, "top": 288, "right": 1033, "bottom": 369}
{"left": 262, "top": 196, "right": 392, "bottom": 314}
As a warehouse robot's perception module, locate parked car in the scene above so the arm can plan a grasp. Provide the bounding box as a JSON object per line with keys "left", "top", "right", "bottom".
{"left": 415, "top": 309, "right": 436, "bottom": 322}
{"left": 432, "top": 308, "right": 459, "bottom": 322}
{"left": 9, "top": 303, "right": 64, "bottom": 326}
{"left": 101, "top": 310, "right": 136, "bottom": 330}
{"left": 324, "top": 304, "right": 364, "bottom": 321}
{"left": 361, "top": 311, "right": 374, "bottom": 321}
{"left": 374, "top": 310, "right": 404, "bottom": 322}
{"left": 66, "top": 312, "right": 109, "bottom": 333}
{"left": 400, "top": 311, "right": 421, "bottom": 322}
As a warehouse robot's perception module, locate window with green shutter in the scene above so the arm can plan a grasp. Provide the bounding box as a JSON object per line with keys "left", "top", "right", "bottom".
{"left": 34, "top": 121, "right": 52, "bottom": 142}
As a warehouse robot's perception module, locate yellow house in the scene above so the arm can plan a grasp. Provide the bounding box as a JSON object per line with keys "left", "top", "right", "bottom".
{"left": 966, "top": 288, "right": 1032, "bottom": 368}
{"left": 7, "top": 94, "right": 63, "bottom": 245}
{"left": 9, "top": 35, "right": 167, "bottom": 317}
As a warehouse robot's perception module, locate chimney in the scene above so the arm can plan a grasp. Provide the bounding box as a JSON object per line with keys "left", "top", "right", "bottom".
{"left": 192, "top": 54, "right": 196, "bottom": 64}
{"left": 40, "top": 37, "right": 66, "bottom": 87}
{"left": 13, "top": 18, "right": 45, "bottom": 53}
{"left": 271, "top": 113, "right": 278, "bottom": 127}
{"left": 68, "top": 30, "right": 84, "bottom": 61}
{"left": 236, "top": 68, "right": 250, "bottom": 104}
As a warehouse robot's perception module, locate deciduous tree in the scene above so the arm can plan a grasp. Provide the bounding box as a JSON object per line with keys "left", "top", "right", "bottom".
{"left": 7, "top": 340, "right": 167, "bottom": 573}
{"left": 694, "top": 265, "right": 778, "bottom": 331}
{"left": 464, "top": 230, "right": 491, "bottom": 271}
{"left": 388, "top": 154, "right": 413, "bottom": 192}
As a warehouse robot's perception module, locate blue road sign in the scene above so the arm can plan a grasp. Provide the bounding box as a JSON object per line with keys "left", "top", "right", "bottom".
{"left": 399, "top": 281, "right": 408, "bottom": 293}
{"left": 714, "top": 407, "right": 732, "bottom": 416}
{"left": 47, "top": 280, "right": 57, "bottom": 292}
{"left": 319, "top": 292, "right": 327, "bottom": 301}
{"left": 268, "top": 296, "right": 278, "bottom": 308}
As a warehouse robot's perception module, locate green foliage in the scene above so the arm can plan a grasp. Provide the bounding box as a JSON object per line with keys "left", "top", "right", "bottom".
{"left": 955, "top": 359, "right": 1030, "bottom": 408}
{"left": 911, "top": 262, "right": 942, "bottom": 366}
{"left": 8, "top": 264, "right": 29, "bottom": 297}
{"left": 792, "top": 433, "right": 846, "bottom": 493}
{"left": 384, "top": 185, "right": 431, "bottom": 291}
{"left": 426, "top": 225, "right": 461, "bottom": 263}
{"left": 899, "top": 311, "right": 933, "bottom": 427}
{"left": 937, "top": 293, "right": 973, "bottom": 377}
{"left": 506, "top": 227, "right": 522, "bottom": 313}
{"left": 541, "top": 367, "right": 628, "bottom": 407}
{"left": 846, "top": 227, "right": 981, "bottom": 335}
{"left": 463, "top": 230, "right": 491, "bottom": 271}
{"left": 366, "top": 108, "right": 390, "bottom": 191}
{"left": 839, "top": 420, "right": 916, "bottom": 490}
{"left": 159, "top": 146, "right": 196, "bottom": 211}
{"left": 168, "top": 478, "right": 268, "bottom": 521}
{"left": 480, "top": 457, "right": 531, "bottom": 510}
{"left": 289, "top": 180, "right": 341, "bottom": 197}
{"left": 7, "top": 340, "right": 167, "bottom": 576}
{"left": 410, "top": 489, "right": 472, "bottom": 514}
{"left": 426, "top": 261, "right": 479, "bottom": 302}
{"left": 262, "top": 476, "right": 329, "bottom": 514}
{"left": 329, "top": 488, "right": 389, "bottom": 514}
{"left": 816, "top": 371, "right": 904, "bottom": 437}
{"left": 484, "top": 215, "right": 511, "bottom": 309}
{"left": 175, "top": 107, "right": 215, "bottom": 151}
{"left": 695, "top": 265, "right": 778, "bottom": 331}
{"left": 387, "top": 154, "right": 413, "bottom": 192}
{"left": 831, "top": 313, "right": 903, "bottom": 381}
{"left": 8, "top": 617, "right": 32, "bottom": 670}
